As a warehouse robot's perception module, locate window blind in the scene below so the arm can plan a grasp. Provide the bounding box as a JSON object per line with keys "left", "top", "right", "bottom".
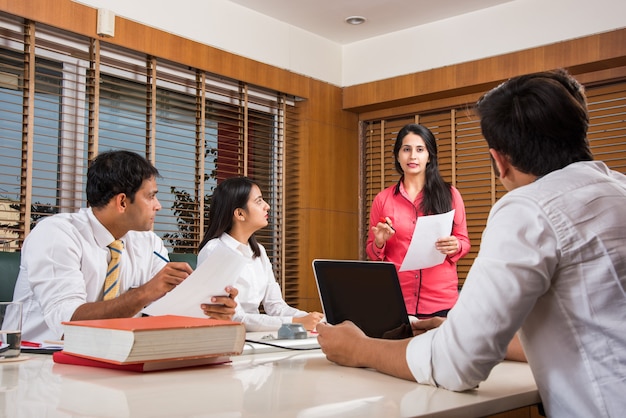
{"left": 587, "top": 81, "right": 626, "bottom": 174}
{"left": 0, "top": 13, "right": 301, "bottom": 303}
{"left": 362, "top": 80, "right": 626, "bottom": 287}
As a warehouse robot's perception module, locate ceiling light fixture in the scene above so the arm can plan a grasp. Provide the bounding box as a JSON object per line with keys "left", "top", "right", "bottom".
{"left": 345, "top": 16, "right": 366, "bottom": 25}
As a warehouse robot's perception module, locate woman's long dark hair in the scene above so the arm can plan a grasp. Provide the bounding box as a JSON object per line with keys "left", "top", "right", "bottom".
{"left": 393, "top": 124, "right": 452, "bottom": 215}
{"left": 198, "top": 176, "right": 261, "bottom": 258}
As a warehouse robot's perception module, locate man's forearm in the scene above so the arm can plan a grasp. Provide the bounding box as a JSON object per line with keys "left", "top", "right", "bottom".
{"left": 70, "top": 286, "right": 154, "bottom": 321}
{"left": 365, "top": 338, "right": 416, "bottom": 381}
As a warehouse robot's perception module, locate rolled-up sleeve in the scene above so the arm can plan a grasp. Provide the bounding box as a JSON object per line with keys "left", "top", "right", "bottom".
{"left": 406, "top": 332, "right": 437, "bottom": 386}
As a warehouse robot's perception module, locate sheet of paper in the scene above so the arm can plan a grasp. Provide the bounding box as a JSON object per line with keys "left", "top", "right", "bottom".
{"left": 142, "top": 244, "right": 247, "bottom": 318}
{"left": 399, "top": 209, "right": 455, "bottom": 272}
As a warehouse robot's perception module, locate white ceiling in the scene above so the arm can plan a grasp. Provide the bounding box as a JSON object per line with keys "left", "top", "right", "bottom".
{"left": 226, "top": 0, "right": 515, "bottom": 44}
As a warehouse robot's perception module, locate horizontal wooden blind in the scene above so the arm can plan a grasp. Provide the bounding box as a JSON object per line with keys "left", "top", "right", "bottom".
{"left": 153, "top": 61, "right": 205, "bottom": 253}
{"left": 0, "top": 17, "right": 28, "bottom": 250}
{"left": 362, "top": 78, "right": 626, "bottom": 288}
{"left": 420, "top": 111, "right": 454, "bottom": 186}
{"left": 0, "top": 20, "right": 93, "bottom": 249}
{"left": 244, "top": 86, "right": 290, "bottom": 299}
{"left": 282, "top": 99, "right": 301, "bottom": 305}
{"left": 453, "top": 109, "right": 492, "bottom": 285}
{"left": 362, "top": 120, "right": 411, "bottom": 193}
{"left": 362, "top": 119, "right": 382, "bottom": 252}
{"left": 362, "top": 117, "right": 412, "bottom": 257}
{"left": 586, "top": 82, "right": 626, "bottom": 173}
{"left": 0, "top": 12, "right": 300, "bottom": 303}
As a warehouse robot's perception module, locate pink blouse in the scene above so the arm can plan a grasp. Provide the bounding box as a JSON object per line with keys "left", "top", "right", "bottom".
{"left": 366, "top": 183, "right": 470, "bottom": 316}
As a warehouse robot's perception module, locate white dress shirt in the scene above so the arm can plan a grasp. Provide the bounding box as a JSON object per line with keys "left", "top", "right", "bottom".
{"left": 13, "top": 208, "right": 168, "bottom": 342}
{"left": 198, "top": 233, "right": 306, "bottom": 331}
{"left": 406, "top": 161, "right": 626, "bottom": 418}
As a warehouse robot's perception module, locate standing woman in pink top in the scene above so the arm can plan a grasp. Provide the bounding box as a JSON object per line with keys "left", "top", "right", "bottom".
{"left": 366, "top": 123, "right": 470, "bottom": 318}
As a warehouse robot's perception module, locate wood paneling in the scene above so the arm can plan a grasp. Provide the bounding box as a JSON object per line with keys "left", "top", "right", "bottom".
{"left": 297, "top": 208, "right": 359, "bottom": 312}
{"left": 345, "top": 28, "right": 626, "bottom": 113}
{"left": 296, "top": 78, "right": 359, "bottom": 307}
{"left": 0, "top": 0, "right": 313, "bottom": 98}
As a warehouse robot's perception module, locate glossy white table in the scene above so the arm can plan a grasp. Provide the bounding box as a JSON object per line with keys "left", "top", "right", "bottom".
{"left": 0, "top": 349, "right": 539, "bottom": 417}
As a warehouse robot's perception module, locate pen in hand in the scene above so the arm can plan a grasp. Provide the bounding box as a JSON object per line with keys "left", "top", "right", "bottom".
{"left": 153, "top": 251, "right": 169, "bottom": 263}
{"left": 379, "top": 217, "right": 395, "bottom": 232}
{"left": 155, "top": 251, "right": 194, "bottom": 274}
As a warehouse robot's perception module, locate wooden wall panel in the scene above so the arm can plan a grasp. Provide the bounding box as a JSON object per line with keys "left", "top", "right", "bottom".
{"left": 0, "top": 0, "right": 312, "bottom": 98}
{"left": 297, "top": 208, "right": 359, "bottom": 312}
{"left": 296, "top": 79, "right": 359, "bottom": 309}
{"left": 345, "top": 27, "right": 626, "bottom": 113}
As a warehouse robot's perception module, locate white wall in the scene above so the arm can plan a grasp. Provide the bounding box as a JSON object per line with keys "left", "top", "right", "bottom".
{"left": 75, "top": 0, "right": 343, "bottom": 85}
{"left": 75, "top": 0, "right": 625, "bottom": 87}
{"left": 344, "top": 0, "right": 626, "bottom": 86}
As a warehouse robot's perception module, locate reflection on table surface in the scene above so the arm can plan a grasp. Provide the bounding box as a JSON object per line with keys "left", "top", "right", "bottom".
{"left": 0, "top": 350, "right": 539, "bottom": 417}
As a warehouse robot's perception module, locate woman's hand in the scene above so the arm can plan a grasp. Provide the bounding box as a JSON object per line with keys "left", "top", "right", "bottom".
{"left": 372, "top": 216, "right": 396, "bottom": 248}
{"left": 435, "top": 236, "right": 459, "bottom": 256}
{"left": 293, "top": 311, "right": 324, "bottom": 331}
{"left": 201, "top": 286, "right": 239, "bottom": 320}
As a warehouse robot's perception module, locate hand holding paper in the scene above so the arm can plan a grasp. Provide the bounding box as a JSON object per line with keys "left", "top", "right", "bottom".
{"left": 142, "top": 245, "right": 246, "bottom": 317}
{"left": 399, "top": 210, "right": 455, "bottom": 271}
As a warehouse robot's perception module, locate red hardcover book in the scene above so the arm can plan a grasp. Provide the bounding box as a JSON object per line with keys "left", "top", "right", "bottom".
{"left": 53, "top": 350, "right": 231, "bottom": 372}
{"left": 61, "top": 315, "right": 246, "bottom": 364}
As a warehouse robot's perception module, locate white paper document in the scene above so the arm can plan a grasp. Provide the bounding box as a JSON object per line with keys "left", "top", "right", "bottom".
{"left": 399, "top": 209, "right": 455, "bottom": 272}
{"left": 142, "top": 244, "right": 246, "bottom": 318}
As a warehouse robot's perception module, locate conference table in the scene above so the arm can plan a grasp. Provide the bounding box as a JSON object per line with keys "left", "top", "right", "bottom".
{"left": 0, "top": 337, "right": 540, "bottom": 417}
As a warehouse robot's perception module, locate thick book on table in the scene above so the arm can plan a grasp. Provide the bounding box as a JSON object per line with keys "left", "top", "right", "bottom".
{"left": 52, "top": 350, "right": 231, "bottom": 372}
{"left": 61, "top": 315, "right": 246, "bottom": 364}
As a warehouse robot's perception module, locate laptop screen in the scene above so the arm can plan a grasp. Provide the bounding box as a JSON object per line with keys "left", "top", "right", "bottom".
{"left": 312, "top": 259, "right": 412, "bottom": 339}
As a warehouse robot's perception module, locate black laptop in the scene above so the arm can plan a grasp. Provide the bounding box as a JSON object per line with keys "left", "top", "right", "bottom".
{"left": 312, "top": 259, "right": 412, "bottom": 339}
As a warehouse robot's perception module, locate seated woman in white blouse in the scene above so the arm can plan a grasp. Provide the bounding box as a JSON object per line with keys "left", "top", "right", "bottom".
{"left": 198, "top": 176, "right": 323, "bottom": 332}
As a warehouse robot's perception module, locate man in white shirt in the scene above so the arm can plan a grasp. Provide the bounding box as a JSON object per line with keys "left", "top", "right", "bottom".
{"left": 317, "top": 70, "right": 626, "bottom": 418}
{"left": 13, "top": 150, "right": 238, "bottom": 342}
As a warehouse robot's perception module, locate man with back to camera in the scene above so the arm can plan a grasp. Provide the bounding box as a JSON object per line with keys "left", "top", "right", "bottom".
{"left": 13, "top": 150, "right": 238, "bottom": 342}
{"left": 317, "top": 69, "right": 626, "bottom": 417}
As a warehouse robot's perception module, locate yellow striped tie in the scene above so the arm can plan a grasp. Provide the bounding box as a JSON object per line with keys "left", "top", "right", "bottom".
{"left": 103, "top": 240, "right": 124, "bottom": 301}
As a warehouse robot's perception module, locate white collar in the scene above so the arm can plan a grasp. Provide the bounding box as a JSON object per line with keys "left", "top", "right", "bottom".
{"left": 220, "top": 232, "right": 253, "bottom": 258}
